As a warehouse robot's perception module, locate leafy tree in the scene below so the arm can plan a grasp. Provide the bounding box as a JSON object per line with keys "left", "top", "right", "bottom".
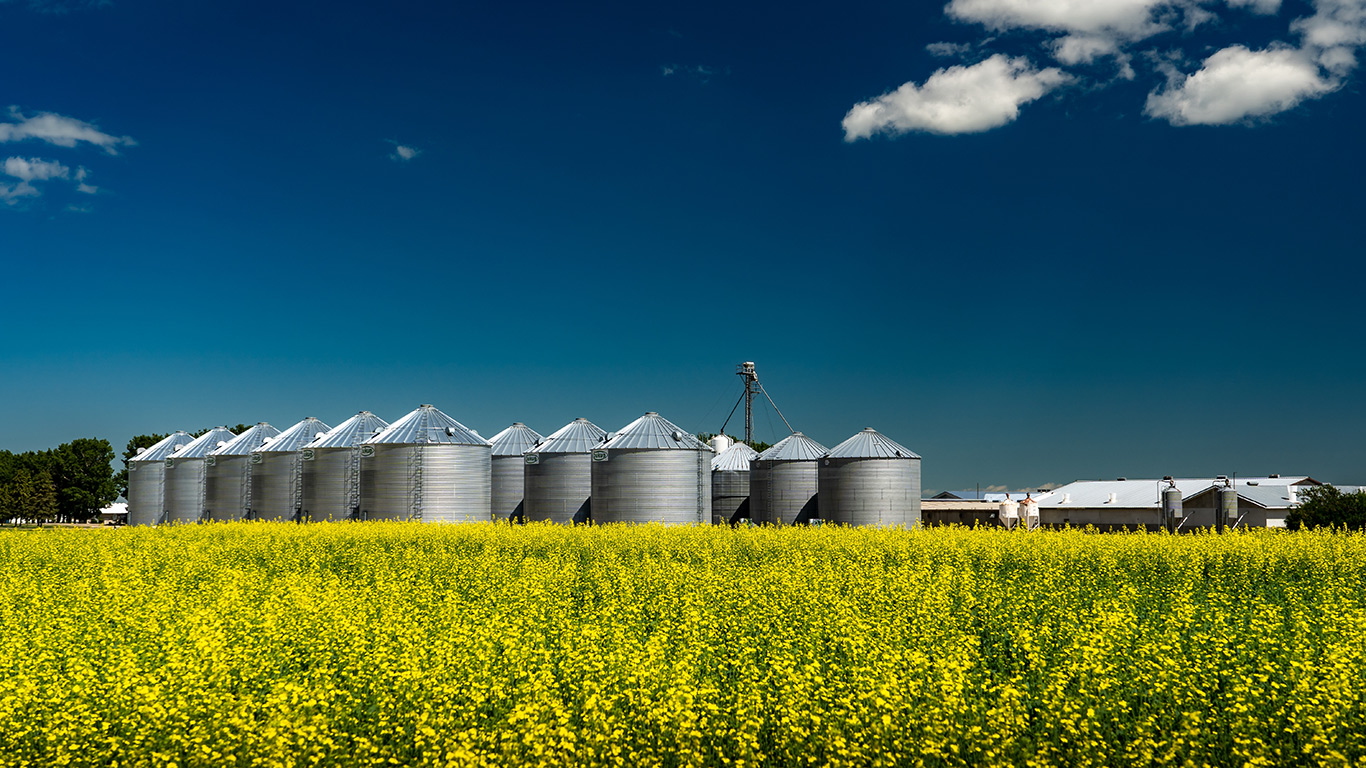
{"left": 1285, "top": 485, "right": 1366, "bottom": 531}
{"left": 115, "top": 434, "right": 168, "bottom": 500}
{"left": 53, "top": 438, "right": 117, "bottom": 522}
{"left": 30, "top": 470, "right": 59, "bottom": 524}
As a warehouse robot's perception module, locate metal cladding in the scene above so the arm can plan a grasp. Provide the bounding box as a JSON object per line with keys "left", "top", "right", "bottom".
{"left": 360, "top": 405, "right": 491, "bottom": 523}
{"left": 251, "top": 417, "right": 331, "bottom": 522}
{"left": 590, "top": 412, "right": 712, "bottom": 526}
{"left": 163, "top": 427, "right": 236, "bottom": 524}
{"left": 818, "top": 427, "right": 922, "bottom": 528}
{"left": 204, "top": 423, "right": 280, "bottom": 522}
{"left": 488, "top": 423, "right": 543, "bottom": 522}
{"left": 751, "top": 432, "right": 828, "bottom": 526}
{"left": 126, "top": 431, "right": 194, "bottom": 526}
{"left": 711, "top": 442, "right": 759, "bottom": 524}
{"left": 301, "top": 411, "right": 389, "bottom": 522}
{"left": 524, "top": 418, "right": 607, "bottom": 524}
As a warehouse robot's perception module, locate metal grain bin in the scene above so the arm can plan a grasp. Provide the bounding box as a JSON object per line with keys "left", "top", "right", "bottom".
{"left": 300, "top": 411, "right": 389, "bottom": 522}
{"left": 127, "top": 431, "right": 194, "bottom": 526}
{"left": 487, "top": 423, "right": 543, "bottom": 522}
{"left": 818, "top": 427, "right": 921, "bottom": 528}
{"left": 251, "top": 417, "right": 331, "bottom": 522}
{"left": 524, "top": 417, "right": 607, "bottom": 524}
{"left": 204, "top": 423, "right": 280, "bottom": 521}
{"left": 751, "top": 432, "right": 827, "bottom": 526}
{"left": 163, "top": 427, "right": 236, "bottom": 524}
{"left": 590, "top": 412, "right": 713, "bottom": 526}
{"left": 360, "top": 404, "right": 491, "bottom": 523}
{"left": 711, "top": 442, "right": 758, "bottom": 525}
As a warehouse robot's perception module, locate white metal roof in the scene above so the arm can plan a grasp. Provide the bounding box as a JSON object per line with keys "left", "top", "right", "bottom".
{"left": 1038, "top": 477, "right": 1311, "bottom": 508}
{"left": 712, "top": 442, "right": 759, "bottom": 471}
{"left": 129, "top": 431, "right": 194, "bottom": 463}
{"left": 176, "top": 427, "right": 237, "bottom": 459}
{"left": 601, "top": 412, "right": 710, "bottom": 451}
{"left": 824, "top": 428, "right": 920, "bottom": 460}
{"left": 488, "top": 423, "right": 544, "bottom": 456}
{"left": 528, "top": 418, "right": 608, "bottom": 455}
{"left": 212, "top": 423, "right": 281, "bottom": 456}
{"left": 365, "top": 404, "right": 489, "bottom": 446}
{"left": 309, "top": 411, "right": 389, "bottom": 449}
{"left": 257, "top": 417, "right": 331, "bottom": 453}
{"left": 755, "top": 432, "right": 828, "bottom": 462}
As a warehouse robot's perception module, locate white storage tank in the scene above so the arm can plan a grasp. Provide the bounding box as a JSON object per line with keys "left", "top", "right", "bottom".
{"left": 818, "top": 427, "right": 922, "bottom": 528}
{"left": 751, "top": 432, "right": 828, "bottom": 526}
{"left": 163, "top": 427, "right": 236, "bottom": 524}
{"left": 361, "top": 404, "right": 491, "bottom": 523}
{"left": 711, "top": 442, "right": 758, "bottom": 525}
{"left": 590, "top": 412, "right": 713, "bottom": 526}
{"left": 300, "top": 411, "right": 389, "bottom": 521}
{"left": 487, "top": 423, "right": 543, "bottom": 522}
{"left": 251, "top": 417, "right": 331, "bottom": 522}
{"left": 204, "top": 423, "right": 280, "bottom": 521}
{"left": 126, "top": 431, "right": 194, "bottom": 526}
{"left": 523, "top": 418, "right": 607, "bottom": 524}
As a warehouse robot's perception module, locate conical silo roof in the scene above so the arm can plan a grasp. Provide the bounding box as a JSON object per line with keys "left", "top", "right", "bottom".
{"left": 825, "top": 427, "right": 920, "bottom": 459}
{"left": 130, "top": 431, "right": 194, "bottom": 463}
{"left": 258, "top": 417, "right": 331, "bottom": 453}
{"left": 175, "top": 427, "right": 237, "bottom": 459}
{"left": 711, "top": 442, "right": 759, "bottom": 471}
{"left": 310, "top": 411, "right": 389, "bottom": 449}
{"left": 601, "top": 412, "right": 710, "bottom": 451}
{"left": 488, "top": 423, "right": 544, "bottom": 456}
{"left": 756, "top": 432, "right": 829, "bottom": 462}
{"left": 529, "top": 418, "right": 607, "bottom": 455}
{"left": 212, "top": 423, "right": 281, "bottom": 456}
{"left": 366, "top": 404, "right": 489, "bottom": 446}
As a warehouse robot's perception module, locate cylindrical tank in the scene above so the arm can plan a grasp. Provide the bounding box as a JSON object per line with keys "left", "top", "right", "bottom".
{"left": 163, "top": 427, "right": 237, "bottom": 524}
{"left": 818, "top": 427, "right": 922, "bottom": 528}
{"left": 523, "top": 418, "right": 607, "bottom": 524}
{"left": 126, "top": 431, "right": 194, "bottom": 526}
{"left": 750, "top": 432, "right": 827, "bottom": 526}
{"left": 590, "top": 412, "right": 712, "bottom": 526}
{"left": 1020, "top": 495, "right": 1040, "bottom": 530}
{"left": 360, "top": 404, "right": 491, "bottom": 523}
{"left": 1219, "top": 484, "right": 1239, "bottom": 528}
{"left": 712, "top": 442, "right": 759, "bottom": 525}
{"left": 708, "top": 434, "right": 734, "bottom": 454}
{"left": 251, "top": 417, "right": 331, "bottom": 522}
{"left": 1162, "top": 483, "right": 1183, "bottom": 528}
{"left": 487, "top": 423, "right": 543, "bottom": 522}
{"left": 203, "top": 423, "right": 280, "bottom": 522}
{"left": 999, "top": 497, "right": 1019, "bottom": 530}
{"left": 301, "top": 411, "right": 389, "bottom": 522}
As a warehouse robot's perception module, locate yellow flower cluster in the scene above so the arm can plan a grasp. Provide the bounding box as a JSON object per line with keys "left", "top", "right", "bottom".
{"left": 0, "top": 523, "right": 1363, "bottom": 767}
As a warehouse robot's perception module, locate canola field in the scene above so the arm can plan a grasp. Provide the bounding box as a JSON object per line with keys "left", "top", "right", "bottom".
{"left": 0, "top": 524, "right": 1364, "bottom": 768}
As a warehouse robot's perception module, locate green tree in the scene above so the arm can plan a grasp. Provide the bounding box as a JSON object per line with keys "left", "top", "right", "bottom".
{"left": 30, "top": 470, "right": 59, "bottom": 524}
{"left": 1285, "top": 485, "right": 1366, "bottom": 530}
{"left": 115, "top": 434, "right": 168, "bottom": 500}
{"left": 53, "top": 438, "right": 118, "bottom": 522}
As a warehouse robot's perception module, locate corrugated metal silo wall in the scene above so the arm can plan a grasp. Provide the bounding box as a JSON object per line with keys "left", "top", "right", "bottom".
{"left": 818, "top": 457, "right": 921, "bottom": 527}
{"left": 253, "top": 452, "right": 302, "bottom": 521}
{"left": 711, "top": 470, "right": 749, "bottom": 524}
{"left": 164, "top": 458, "right": 208, "bottom": 524}
{"left": 361, "top": 444, "right": 491, "bottom": 523}
{"left": 523, "top": 453, "right": 592, "bottom": 524}
{"left": 126, "top": 462, "right": 166, "bottom": 526}
{"left": 590, "top": 450, "right": 711, "bottom": 526}
{"left": 491, "top": 455, "right": 526, "bottom": 521}
{"left": 301, "top": 447, "right": 359, "bottom": 522}
{"left": 204, "top": 456, "right": 253, "bottom": 522}
{"left": 751, "top": 460, "right": 820, "bottom": 526}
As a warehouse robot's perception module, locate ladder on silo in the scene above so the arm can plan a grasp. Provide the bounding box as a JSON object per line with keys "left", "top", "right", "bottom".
{"left": 409, "top": 447, "right": 424, "bottom": 522}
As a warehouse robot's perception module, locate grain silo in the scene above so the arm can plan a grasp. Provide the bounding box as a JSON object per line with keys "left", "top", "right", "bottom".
{"left": 818, "top": 427, "right": 921, "bottom": 528}
{"left": 751, "top": 432, "right": 828, "bottom": 526}
{"left": 523, "top": 417, "right": 607, "bottom": 524}
{"left": 300, "top": 411, "right": 389, "bottom": 521}
{"left": 590, "top": 412, "right": 712, "bottom": 526}
{"left": 250, "top": 417, "right": 331, "bottom": 522}
{"left": 126, "top": 431, "right": 194, "bottom": 526}
{"left": 711, "top": 442, "right": 759, "bottom": 524}
{"left": 204, "top": 423, "right": 280, "bottom": 521}
{"left": 487, "top": 423, "right": 543, "bottom": 522}
{"left": 360, "top": 404, "right": 491, "bottom": 523}
{"left": 163, "top": 426, "right": 237, "bottom": 524}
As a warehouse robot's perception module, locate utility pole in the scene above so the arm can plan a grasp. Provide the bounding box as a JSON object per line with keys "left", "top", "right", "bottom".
{"left": 737, "top": 362, "right": 758, "bottom": 445}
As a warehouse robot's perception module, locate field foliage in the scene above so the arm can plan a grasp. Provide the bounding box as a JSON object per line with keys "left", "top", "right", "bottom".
{"left": 1, "top": 524, "right": 1364, "bottom": 767}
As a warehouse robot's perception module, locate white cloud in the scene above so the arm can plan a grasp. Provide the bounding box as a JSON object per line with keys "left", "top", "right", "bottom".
{"left": 0, "top": 108, "right": 134, "bottom": 153}
{"left": 1144, "top": 45, "right": 1338, "bottom": 124}
{"left": 925, "top": 41, "right": 975, "bottom": 57}
{"left": 946, "top": 0, "right": 1177, "bottom": 45}
{"left": 1293, "top": 0, "right": 1366, "bottom": 75}
{"left": 843, "top": 54, "right": 1071, "bottom": 139}
{"left": 390, "top": 144, "right": 421, "bottom": 162}
{"left": 4, "top": 156, "right": 71, "bottom": 181}
{"left": 0, "top": 180, "right": 39, "bottom": 204}
{"left": 1226, "top": 0, "right": 1282, "bottom": 13}
{"left": 77, "top": 182, "right": 97, "bottom": 194}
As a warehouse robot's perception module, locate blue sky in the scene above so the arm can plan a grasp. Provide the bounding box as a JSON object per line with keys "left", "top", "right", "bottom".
{"left": 1, "top": 0, "right": 1363, "bottom": 491}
